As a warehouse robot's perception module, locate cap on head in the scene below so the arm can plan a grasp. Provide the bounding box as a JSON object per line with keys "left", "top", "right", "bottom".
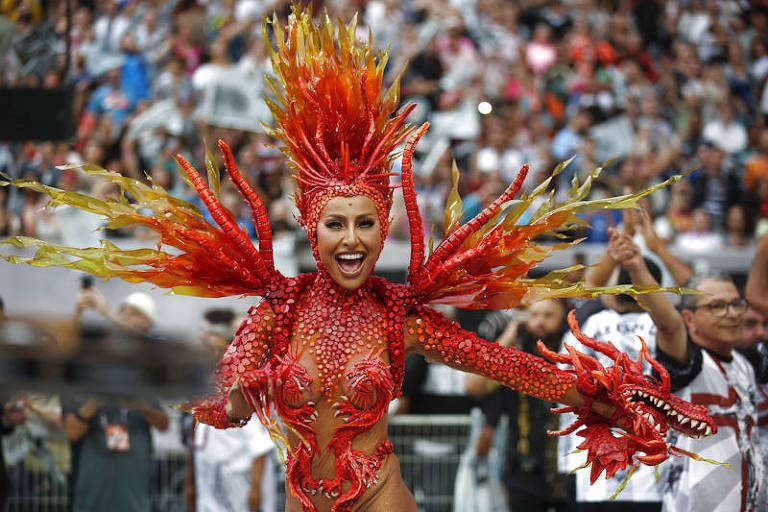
{"left": 121, "top": 292, "right": 157, "bottom": 325}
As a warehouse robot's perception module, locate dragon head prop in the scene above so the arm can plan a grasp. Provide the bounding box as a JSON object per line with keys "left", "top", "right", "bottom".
{"left": 539, "top": 310, "right": 718, "bottom": 487}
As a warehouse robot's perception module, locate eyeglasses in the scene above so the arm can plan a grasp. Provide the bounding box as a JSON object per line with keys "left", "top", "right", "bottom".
{"left": 692, "top": 298, "right": 748, "bottom": 317}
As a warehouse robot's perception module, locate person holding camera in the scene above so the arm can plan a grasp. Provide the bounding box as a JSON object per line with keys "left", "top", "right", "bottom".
{"left": 74, "top": 278, "right": 156, "bottom": 336}
{"left": 65, "top": 284, "right": 168, "bottom": 511}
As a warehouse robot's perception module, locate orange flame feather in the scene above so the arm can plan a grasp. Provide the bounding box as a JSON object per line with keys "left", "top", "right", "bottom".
{"left": 263, "top": 6, "right": 413, "bottom": 227}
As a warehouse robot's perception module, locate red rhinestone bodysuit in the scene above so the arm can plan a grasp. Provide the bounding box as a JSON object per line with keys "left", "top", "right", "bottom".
{"left": 189, "top": 270, "right": 579, "bottom": 512}
{"left": 193, "top": 271, "right": 410, "bottom": 512}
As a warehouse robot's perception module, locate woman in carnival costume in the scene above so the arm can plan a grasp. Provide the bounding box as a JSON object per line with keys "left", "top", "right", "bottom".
{"left": 2, "top": 6, "right": 719, "bottom": 512}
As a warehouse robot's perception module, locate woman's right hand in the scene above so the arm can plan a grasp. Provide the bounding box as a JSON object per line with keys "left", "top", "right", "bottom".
{"left": 225, "top": 378, "right": 254, "bottom": 422}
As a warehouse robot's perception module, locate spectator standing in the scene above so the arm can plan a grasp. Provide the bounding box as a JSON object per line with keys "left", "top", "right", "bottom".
{"left": 557, "top": 230, "right": 669, "bottom": 512}
{"left": 81, "top": 66, "right": 136, "bottom": 140}
{"left": 690, "top": 141, "right": 742, "bottom": 232}
{"left": 63, "top": 396, "right": 168, "bottom": 512}
{"left": 744, "top": 233, "right": 768, "bottom": 508}
{"left": 656, "top": 271, "right": 762, "bottom": 512}
{"left": 674, "top": 208, "right": 724, "bottom": 253}
{"left": 525, "top": 23, "right": 557, "bottom": 76}
{"left": 466, "top": 299, "right": 569, "bottom": 512}
{"left": 133, "top": 6, "right": 169, "bottom": 67}
{"left": 2, "top": 393, "right": 68, "bottom": 487}
{"left": 92, "top": 0, "right": 131, "bottom": 55}
{"left": 702, "top": 100, "right": 748, "bottom": 155}
{"left": 737, "top": 304, "right": 768, "bottom": 491}
{"left": 1, "top": 398, "right": 26, "bottom": 510}
{"left": 724, "top": 204, "right": 750, "bottom": 248}
{"left": 65, "top": 286, "right": 168, "bottom": 512}
{"left": 119, "top": 33, "right": 151, "bottom": 105}
{"left": 743, "top": 128, "right": 768, "bottom": 190}
{"left": 551, "top": 109, "right": 591, "bottom": 190}
{"left": 185, "top": 308, "right": 276, "bottom": 512}
{"left": 735, "top": 305, "right": 768, "bottom": 385}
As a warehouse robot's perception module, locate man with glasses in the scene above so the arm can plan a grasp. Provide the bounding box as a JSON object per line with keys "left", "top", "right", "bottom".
{"left": 655, "top": 271, "right": 762, "bottom": 512}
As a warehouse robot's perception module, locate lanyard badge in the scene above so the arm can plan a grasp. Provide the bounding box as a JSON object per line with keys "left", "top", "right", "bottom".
{"left": 101, "top": 409, "right": 130, "bottom": 452}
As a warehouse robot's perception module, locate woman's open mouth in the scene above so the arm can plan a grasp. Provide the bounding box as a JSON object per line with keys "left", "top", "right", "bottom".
{"left": 335, "top": 252, "right": 366, "bottom": 276}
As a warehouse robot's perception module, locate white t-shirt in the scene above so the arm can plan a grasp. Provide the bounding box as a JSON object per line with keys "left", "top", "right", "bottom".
{"left": 193, "top": 419, "right": 277, "bottom": 512}
{"left": 558, "top": 305, "right": 663, "bottom": 503}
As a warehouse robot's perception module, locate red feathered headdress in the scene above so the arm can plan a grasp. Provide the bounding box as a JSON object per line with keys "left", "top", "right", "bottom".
{"left": 262, "top": 6, "right": 415, "bottom": 249}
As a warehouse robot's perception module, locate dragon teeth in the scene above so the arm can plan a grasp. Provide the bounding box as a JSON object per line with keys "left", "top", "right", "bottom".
{"left": 680, "top": 417, "right": 689, "bottom": 425}
{"left": 690, "top": 419, "right": 700, "bottom": 428}
{"left": 664, "top": 404, "right": 671, "bottom": 411}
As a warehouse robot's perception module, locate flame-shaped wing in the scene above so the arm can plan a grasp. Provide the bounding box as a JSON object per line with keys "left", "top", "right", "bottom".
{"left": 399, "top": 151, "right": 687, "bottom": 309}
{"left": 1, "top": 140, "right": 283, "bottom": 297}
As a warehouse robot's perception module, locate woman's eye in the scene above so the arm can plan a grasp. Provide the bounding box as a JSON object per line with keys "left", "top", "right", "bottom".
{"left": 326, "top": 221, "right": 342, "bottom": 229}
{"left": 359, "top": 219, "right": 374, "bottom": 228}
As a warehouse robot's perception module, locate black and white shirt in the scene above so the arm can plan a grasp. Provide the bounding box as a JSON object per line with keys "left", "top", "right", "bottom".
{"left": 657, "top": 342, "right": 762, "bottom": 512}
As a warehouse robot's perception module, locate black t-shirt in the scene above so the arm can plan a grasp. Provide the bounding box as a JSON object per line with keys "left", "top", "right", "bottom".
{"left": 477, "top": 311, "right": 567, "bottom": 500}
{"left": 401, "top": 354, "right": 480, "bottom": 414}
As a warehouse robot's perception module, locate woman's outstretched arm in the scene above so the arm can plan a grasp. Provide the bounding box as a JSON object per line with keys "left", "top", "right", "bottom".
{"left": 403, "top": 303, "right": 716, "bottom": 481}
{"left": 404, "top": 307, "right": 590, "bottom": 409}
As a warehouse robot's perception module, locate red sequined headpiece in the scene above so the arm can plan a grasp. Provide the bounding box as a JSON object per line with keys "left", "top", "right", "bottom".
{"left": 263, "top": 6, "right": 414, "bottom": 250}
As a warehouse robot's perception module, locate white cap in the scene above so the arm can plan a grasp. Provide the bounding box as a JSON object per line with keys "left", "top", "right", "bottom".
{"left": 121, "top": 292, "right": 157, "bottom": 325}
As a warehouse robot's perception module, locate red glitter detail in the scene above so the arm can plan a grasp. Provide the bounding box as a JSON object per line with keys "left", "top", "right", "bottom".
{"left": 406, "top": 306, "right": 575, "bottom": 402}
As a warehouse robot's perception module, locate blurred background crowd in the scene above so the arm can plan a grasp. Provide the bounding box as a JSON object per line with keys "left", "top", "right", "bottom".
{"left": 0, "top": 0, "right": 767, "bottom": 257}
{"left": 1, "top": 0, "right": 768, "bottom": 511}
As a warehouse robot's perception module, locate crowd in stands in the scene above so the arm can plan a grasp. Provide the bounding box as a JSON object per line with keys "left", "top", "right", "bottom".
{"left": 0, "top": 0, "right": 767, "bottom": 255}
